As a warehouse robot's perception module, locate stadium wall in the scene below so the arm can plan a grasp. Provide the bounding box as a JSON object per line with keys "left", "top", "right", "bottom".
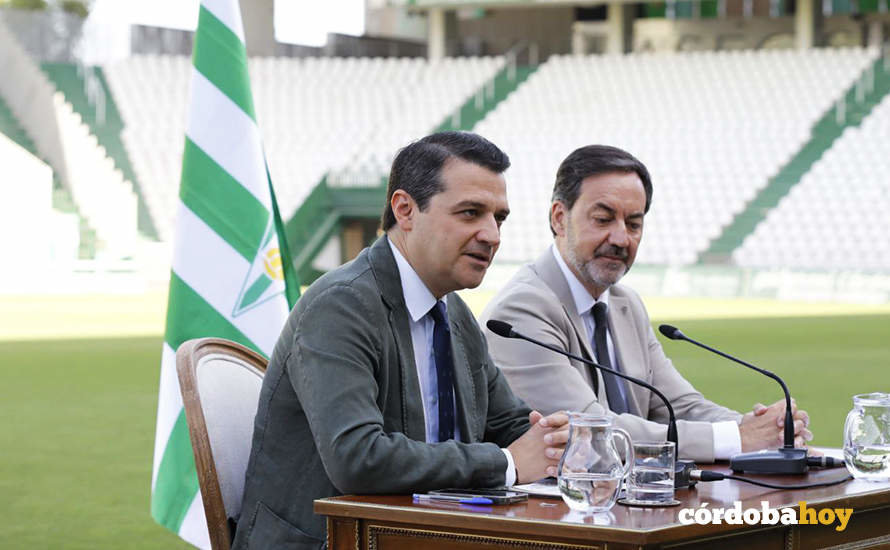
{"left": 0, "top": 19, "right": 68, "bottom": 189}
{"left": 0, "top": 7, "right": 83, "bottom": 62}
{"left": 478, "top": 262, "right": 890, "bottom": 304}
{"left": 130, "top": 25, "right": 424, "bottom": 58}
{"left": 454, "top": 7, "right": 575, "bottom": 57}
{"left": 0, "top": 132, "right": 79, "bottom": 269}
{"left": 632, "top": 14, "right": 875, "bottom": 51}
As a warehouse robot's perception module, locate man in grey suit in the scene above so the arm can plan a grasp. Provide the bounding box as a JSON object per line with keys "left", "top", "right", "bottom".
{"left": 481, "top": 145, "right": 812, "bottom": 463}
{"left": 233, "top": 132, "right": 569, "bottom": 550}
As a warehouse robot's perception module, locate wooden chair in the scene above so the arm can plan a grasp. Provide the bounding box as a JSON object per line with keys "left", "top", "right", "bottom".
{"left": 176, "top": 337, "right": 268, "bottom": 550}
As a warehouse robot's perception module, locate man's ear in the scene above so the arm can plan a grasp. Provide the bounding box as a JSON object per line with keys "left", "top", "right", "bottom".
{"left": 550, "top": 201, "right": 568, "bottom": 237}
{"left": 390, "top": 189, "right": 416, "bottom": 232}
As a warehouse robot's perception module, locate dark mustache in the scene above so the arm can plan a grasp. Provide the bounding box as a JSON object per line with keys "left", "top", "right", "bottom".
{"left": 594, "top": 245, "right": 628, "bottom": 259}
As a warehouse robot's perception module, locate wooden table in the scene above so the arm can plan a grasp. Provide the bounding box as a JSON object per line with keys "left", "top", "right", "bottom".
{"left": 315, "top": 464, "right": 890, "bottom": 550}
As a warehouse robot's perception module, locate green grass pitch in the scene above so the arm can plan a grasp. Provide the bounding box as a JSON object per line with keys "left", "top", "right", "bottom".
{"left": 1, "top": 314, "right": 887, "bottom": 548}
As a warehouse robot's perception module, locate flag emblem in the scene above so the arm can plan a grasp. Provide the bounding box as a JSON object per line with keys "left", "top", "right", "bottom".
{"left": 233, "top": 221, "right": 286, "bottom": 317}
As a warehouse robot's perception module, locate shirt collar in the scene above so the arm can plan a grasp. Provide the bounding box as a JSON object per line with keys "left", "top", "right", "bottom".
{"left": 389, "top": 239, "right": 438, "bottom": 322}
{"left": 551, "top": 244, "right": 610, "bottom": 316}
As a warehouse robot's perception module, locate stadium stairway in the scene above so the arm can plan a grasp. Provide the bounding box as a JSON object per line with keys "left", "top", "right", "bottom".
{"left": 434, "top": 63, "right": 538, "bottom": 132}
{"left": 700, "top": 52, "right": 890, "bottom": 264}
{"left": 286, "top": 58, "right": 537, "bottom": 284}
{"left": 41, "top": 63, "right": 157, "bottom": 240}
{"left": 284, "top": 175, "right": 387, "bottom": 283}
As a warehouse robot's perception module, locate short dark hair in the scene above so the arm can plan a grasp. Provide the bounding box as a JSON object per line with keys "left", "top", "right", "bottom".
{"left": 550, "top": 145, "right": 653, "bottom": 234}
{"left": 381, "top": 131, "right": 511, "bottom": 231}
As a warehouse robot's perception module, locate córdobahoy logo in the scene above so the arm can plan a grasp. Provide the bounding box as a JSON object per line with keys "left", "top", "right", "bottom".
{"left": 679, "top": 501, "right": 852, "bottom": 532}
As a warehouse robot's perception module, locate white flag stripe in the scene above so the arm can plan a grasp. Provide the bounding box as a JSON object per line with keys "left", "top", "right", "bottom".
{"left": 172, "top": 201, "right": 288, "bottom": 356}
{"left": 201, "top": 0, "right": 245, "bottom": 42}
{"left": 186, "top": 69, "right": 270, "bottom": 209}
{"left": 179, "top": 492, "right": 212, "bottom": 549}
{"left": 152, "top": 344, "right": 181, "bottom": 491}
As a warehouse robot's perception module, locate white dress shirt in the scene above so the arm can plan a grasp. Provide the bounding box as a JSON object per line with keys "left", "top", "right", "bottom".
{"left": 389, "top": 240, "right": 517, "bottom": 484}
{"left": 552, "top": 245, "right": 741, "bottom": 459}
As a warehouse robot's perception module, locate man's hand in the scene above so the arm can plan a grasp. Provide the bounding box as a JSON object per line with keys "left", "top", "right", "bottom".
{"left": 740, "top": 398, "right": 813, "bottom": 451}
{"left": 507, "top": 410, "right": 570, "bottom": 483}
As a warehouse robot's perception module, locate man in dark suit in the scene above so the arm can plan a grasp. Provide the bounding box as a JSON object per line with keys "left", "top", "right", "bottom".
{"left": 232, "top": 132, "right": 570, "bottom": 550}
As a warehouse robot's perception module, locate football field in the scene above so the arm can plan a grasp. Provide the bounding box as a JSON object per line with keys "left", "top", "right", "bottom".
{"left": 1, "top": 292, "right": 888, "bottom": 548}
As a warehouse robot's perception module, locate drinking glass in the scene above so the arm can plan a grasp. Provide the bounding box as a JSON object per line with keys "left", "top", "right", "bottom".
{"left": 625, "top": 441, "right": 676, "bottom": 505}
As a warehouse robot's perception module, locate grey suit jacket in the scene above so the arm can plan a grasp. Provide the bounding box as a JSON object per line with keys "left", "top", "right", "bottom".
{"left": 480, "top": 248, "right": 741, "bottom": 463}
{"left": 232, "top": 236, "right": 531, "bottom": 550}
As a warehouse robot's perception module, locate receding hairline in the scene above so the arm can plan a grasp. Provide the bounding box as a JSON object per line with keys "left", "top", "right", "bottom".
{"left": 556, "top": 171, "right": 648, "bottom": 216}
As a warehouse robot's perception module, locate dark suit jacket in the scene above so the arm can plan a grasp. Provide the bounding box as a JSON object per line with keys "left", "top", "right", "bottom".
{"left": 232, "top": 236, "right": 531, "bottom": 549}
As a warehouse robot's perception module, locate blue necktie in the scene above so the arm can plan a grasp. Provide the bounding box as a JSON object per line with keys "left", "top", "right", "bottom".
{"left": 592, "top": 301, "right": 632, "bottom": 415}
{"left": 429, "top": 301, "right": 455, "bottom": 442}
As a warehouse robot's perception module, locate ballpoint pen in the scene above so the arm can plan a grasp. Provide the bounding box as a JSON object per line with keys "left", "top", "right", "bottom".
{"left": 412, "top": 494, "right": 494, "bottom": 505}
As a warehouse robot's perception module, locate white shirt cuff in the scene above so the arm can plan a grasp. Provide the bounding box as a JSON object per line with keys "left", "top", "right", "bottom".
{"left": 712, "top": 420, "right": 742, "bottom": 460}
{"left": 502, "top": 448, "right": 516, "bottom": 486}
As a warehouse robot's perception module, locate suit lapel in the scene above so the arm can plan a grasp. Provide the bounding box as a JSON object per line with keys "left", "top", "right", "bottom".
{"left": 533, "top": 249, "right": 600, "bottom": 396}
{"left": 368, "top": 236, "right": 426, "bottom": 441}
{"left": 607, "top": 294, "right": 646, "bottom": 416}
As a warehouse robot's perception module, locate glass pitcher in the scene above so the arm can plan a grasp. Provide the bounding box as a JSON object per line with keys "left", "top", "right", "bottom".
{"left": 843, "top": 393, "right": 890, "bottom": 481}
{"left": 557, "top": 413, "right": 633, "bottom": 513}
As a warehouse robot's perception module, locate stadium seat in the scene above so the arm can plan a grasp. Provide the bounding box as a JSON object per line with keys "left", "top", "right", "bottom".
{"left": 474, "top": 48, "right": 877, "bottom": 267}
{"left": 176, "top": 338, "right": 268, "bottom": 550}
{"left": 105, "top": 55, "right": 505, "bottom": 242}
{"left": 735, "top": 92, "right": 890, "bottom": 272}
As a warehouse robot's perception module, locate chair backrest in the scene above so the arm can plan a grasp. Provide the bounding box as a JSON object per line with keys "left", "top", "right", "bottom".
{"left": 176, "top": 337, "right": 268, "bottom": 550}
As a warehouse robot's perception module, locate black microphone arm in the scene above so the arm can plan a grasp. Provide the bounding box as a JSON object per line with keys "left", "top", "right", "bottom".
{"left": 658, "top": 324, "right": 808, "bottom": 474}
{"left": 486, "top": 320, "right": 686, "bottom": 469}
{"left": 658, "top": 324, "right": 794, "bottom": 449}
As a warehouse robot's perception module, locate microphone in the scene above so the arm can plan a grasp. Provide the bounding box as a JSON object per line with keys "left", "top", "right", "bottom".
{"left": 487, "top": 320, "right": 696, "bottom": 489}
{"left": 658, "top": 324, "right": 807, "bottom": 474}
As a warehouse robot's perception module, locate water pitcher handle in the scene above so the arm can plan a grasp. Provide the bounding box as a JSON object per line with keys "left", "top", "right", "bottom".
{"left": 613, "top": 427, "right": 634, "bottom": 478}
{"left": 843, "top": 407, "right": 861, "bottom": 449}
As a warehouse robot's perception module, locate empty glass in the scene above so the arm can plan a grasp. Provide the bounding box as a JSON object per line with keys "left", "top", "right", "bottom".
{"left": 625, "top": 441, "right": 676, "bottom": 505}
{"left": 557, "top": 413, "right": 633, "bottom": 513}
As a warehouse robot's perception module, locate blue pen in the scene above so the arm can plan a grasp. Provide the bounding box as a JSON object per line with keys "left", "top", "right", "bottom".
{"left": 412, "top": 494, "right": 494, "bottom": 505}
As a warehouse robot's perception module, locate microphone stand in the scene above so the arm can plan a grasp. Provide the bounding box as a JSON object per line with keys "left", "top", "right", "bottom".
{"left": 487, "top": 320, "right": 698, "bottom": 489}
{"left": 659, "top": 325, "right": 808, "bottom": 475}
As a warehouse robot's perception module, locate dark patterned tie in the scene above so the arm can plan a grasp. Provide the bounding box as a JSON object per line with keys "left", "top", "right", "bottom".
{"left": 429, "top": 300, "right": 455, "bottom": 441}
{"left": 592, "top": 301, "right": 631, "bottom": 415}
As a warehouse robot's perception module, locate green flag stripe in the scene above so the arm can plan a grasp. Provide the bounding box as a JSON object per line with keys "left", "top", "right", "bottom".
{"left": 164, "top": 271, "right": 264, "bottom": 357}
{"left": 266, "top": 163, "right": 301, "bottom": 309}
{"left": 180, "top": 138, "right": 270, "bottom": 263}
{"left": 150, "top": 412, "right": 198, "bottom": 532}
{"left": 193, "top": 6, "right": 255, "bottom": 120}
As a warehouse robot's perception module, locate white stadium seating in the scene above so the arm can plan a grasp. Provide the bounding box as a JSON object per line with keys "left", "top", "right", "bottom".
{"left": 473, "top": 48, "right": 877, "bottom": 266}
{"left": 104, "top": 55, "right": 504, "bottom": 242}
{"left": 103, "top": 48, "right": 888, "bottom": 274}
{"left": 735, "top": 93, "right": 890, "bottom": 272}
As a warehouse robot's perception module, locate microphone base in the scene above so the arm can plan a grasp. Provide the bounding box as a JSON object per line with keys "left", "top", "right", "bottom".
{"left": 729, "top": 447, "right": 809, "bottom": 475}
{"left": 675, "top": 460, "right": 697, "bottom": 489}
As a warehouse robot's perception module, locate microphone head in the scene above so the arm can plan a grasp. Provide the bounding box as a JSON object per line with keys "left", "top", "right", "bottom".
{"left": 658, "top": 324, "right": 684, "bottom": 340}
{"left": 486, "top": 320, "right": 515, "bottom": 338}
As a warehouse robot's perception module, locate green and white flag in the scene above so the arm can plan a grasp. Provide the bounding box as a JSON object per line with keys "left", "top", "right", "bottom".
{"left": 150, "top": 1, "right": 299, "bottom": 547}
